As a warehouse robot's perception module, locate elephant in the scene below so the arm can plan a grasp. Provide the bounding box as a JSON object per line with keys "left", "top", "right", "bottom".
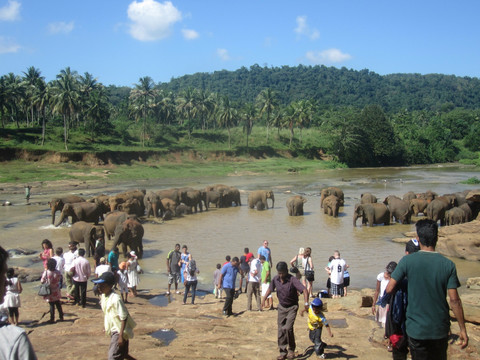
{"left": 160, "top": 198, "right": 177, "bottom": 214}
{"left": 402, "top": 191, "right": 417, "bottom": 202}
{"left": 222, "top": 187, "right": 241, "bottom": 207}
{"left": 248, "top": 190, "right": 275, "bottom": 209}
{"left": 180, "top": 189, "right": 204, "bottom": 213}
{"left": 175, "top": 203, "right": 193, "bottom": 216}
{"left": 425, "top": 197, "right": 452, "bottom": 226}
{"left": 157, "top": 188, "right": 181, "bottom": 205}
{"left": 353, "top": 203, "right": 390, "bottom": 227}
{"left": 383, "top": 195, "right": 412, "bottom": 224}
{"left": 48, "top": 195, "right": 85, "bottom": 225}
{"left": 205, "top": 184, "right": 229, "bottom": 193}
{"left": 55, "top": 202, "right": 103, "bottom": 227}
{"left": 409, "top": 198, "right": 428, "bottom": 216}
{"left": 255, "top": 201, "right": 266, "bottom": 211}
{"left": 109, "top": 189, "right": 145, "bottom": 213}
{"left": 118, "top": 198, "right": 144, "bottom": 217}
{"left": 205, "top": 190, "right": 224, "bottom": 208}
{"left": 320, "top": 187, "right": 344, "bottom": 208}
{"left": 144, "top": 191, "right": 166, "bottom": 218}
{"left": 322, "top": 195, "right": 340, "bottom": 217}
{"left": 87, "top": 194, "right": 110, "bottom": 214}
{"left": 445, "top": 207, "right": 467, "bottom": 226}
{"left": 360, "top": 193, "right": 377, "bottom": 204}
{"left": 104, "top": 211, "right": 144, "bottom": 258}
{"left": 286, "top": 195, "right": 307, "bottom": 216}
{"left": 418, "top": 190, "right": 438, "bottom": 203}
{"left": 69, "top": 221, "right": 105, "bottom": 257}
{"left": 459, "top": 203, "right": 473, "bottom": 222}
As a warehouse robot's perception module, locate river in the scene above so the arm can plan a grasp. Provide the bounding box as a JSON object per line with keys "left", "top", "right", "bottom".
{"left": 1, "top": 164, "right": 479, "bottom": 295}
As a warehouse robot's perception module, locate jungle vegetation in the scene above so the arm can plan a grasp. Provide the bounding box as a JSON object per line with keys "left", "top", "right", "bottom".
{"left": 1, "top": 64, "right": 480, "bottom": 168}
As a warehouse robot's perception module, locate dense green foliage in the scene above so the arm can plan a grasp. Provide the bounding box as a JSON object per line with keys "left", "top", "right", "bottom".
{"left": 1, "top": 65, "right": 479, "bottom": 168}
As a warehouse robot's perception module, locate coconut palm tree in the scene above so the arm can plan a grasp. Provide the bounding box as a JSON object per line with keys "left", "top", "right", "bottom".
{"left": 3, "top": 73, "right": 25, "bottom": 128}
{"left": 218, "top": 95, "right": 237, "bottom": 149}
{"left": 175, "top": 87, "right": 197, "bottom": 136}
{"left": 130, "top": 76, "right": 156, "bottom": 147}
{"left": 256, "top": 88, "right": 278, "bottom": 143}
{"left": 242, "top": 103, "right": 256, "bottom": 150}
{"left": 50, "top": 67, "right": 80, "bottom": 150}
{"left": 22, "top": 66, "right": 44, "bottom": 126}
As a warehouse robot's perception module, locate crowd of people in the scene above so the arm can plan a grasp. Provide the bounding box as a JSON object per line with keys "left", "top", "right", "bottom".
{"left": 0, "top": 218, "right": 472, "bottom": 359}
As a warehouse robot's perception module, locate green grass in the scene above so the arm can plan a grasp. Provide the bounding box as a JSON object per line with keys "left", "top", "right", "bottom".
{"left": 460, "top": 176, "right": 480, "bottom": 185}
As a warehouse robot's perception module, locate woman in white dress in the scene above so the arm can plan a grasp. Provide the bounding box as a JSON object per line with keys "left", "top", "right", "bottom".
{"left": 4, "top": 268, "right": 22, "bottom": 325}
{"left": 127, "top": 251, "right": 141, "bottom": 296}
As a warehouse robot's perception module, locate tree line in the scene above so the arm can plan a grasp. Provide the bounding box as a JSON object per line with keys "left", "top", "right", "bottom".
{"left": 1, "top": 65, "right": 479, "bottom": 167}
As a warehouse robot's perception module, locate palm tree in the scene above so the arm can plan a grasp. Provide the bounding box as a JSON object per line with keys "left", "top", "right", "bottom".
{"left": 85, "top": 86, "right": 110, "bottom": 140}
{"left": 78, "top": 72, "right": 99, "bottom": 128}
{"left": 242, "top": 103, "right": 256, "bottom": 150}
{"left": 130, "top": 76, "right": 156, "bottom": 147}
{"left": 32, "top": 80, "right": 51, "bottom": 145}
{"left": 218, "top": 95, "right": 237, "bottom": 149}
{"left": 50, "top": 67, "right": 80, "bottom": 150}
{"left": 175, "top": 88, "right": 197, "bottom": 136}
{"left": 22, "top": 66, "right": 44, "bottom": 126}
{"left": 256, "top": 88, "right": 278, "bottom": 143}
{"left": 3, "top": 73, "right": 25, "bottom": 128}
{"left": 196, "top": 89, "right": 215, "bottom": 130}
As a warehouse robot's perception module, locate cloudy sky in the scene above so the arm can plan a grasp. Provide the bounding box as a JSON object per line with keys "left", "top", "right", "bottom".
{"left": 1, "top": 0, "right": 479, "bottom": 86}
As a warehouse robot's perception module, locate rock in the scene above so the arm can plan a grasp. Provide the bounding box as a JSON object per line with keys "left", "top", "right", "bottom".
{"left": 466, "top": 277, "right": 480, "bottom": 290}
{"left": 436, "top": 220, "right": 480, "bottom": 261}
{"left": 453, "top": 293, "right": 480, "bottom": 324}
{"left": 465, "top": 190, "right": 480, "bottom": 202}
{"left": 362, "top": 296, "right": 374, "bottom": 307}
{"left": 392, "top": 237, "right": 411, "bottom": 244}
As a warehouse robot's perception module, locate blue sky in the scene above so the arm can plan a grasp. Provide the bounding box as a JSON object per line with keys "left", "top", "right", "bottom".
{"left": 1, "top": 0, "right": 479, "bottom": 86}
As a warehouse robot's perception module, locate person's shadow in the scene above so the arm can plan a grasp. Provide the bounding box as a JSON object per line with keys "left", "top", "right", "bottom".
{"left": 296, "top": 345, "right": 358, "bottom": 359}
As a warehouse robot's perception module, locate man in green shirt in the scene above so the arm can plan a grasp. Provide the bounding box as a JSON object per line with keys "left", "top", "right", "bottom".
{"left": 386, "top": 219, "right": 468, "bottom": 360}
{"left": 260, "top": 255, "right": 273, "bottom": 310}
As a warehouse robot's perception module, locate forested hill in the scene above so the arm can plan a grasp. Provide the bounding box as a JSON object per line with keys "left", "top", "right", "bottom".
{"left": 157, "top": 64, "right": 480, "bottom": 113}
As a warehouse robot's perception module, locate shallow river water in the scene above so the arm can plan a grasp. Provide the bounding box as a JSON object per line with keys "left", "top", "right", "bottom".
{"left": 1, "top": 164, "right": 479, "bottom": 295}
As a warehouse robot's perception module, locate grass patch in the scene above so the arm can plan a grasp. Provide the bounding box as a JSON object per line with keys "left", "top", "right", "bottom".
{"left": 460, "top": 176, "right": 480, "bottom": 185}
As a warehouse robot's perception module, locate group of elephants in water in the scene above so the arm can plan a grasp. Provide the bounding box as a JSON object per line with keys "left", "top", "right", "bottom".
{"left": 48, "top": 185, "right": 480, "bottom": 261}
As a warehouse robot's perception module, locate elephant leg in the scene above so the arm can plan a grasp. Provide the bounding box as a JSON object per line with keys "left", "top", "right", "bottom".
{"left": 122, "top": 243, "right": 128, "bottom": 258}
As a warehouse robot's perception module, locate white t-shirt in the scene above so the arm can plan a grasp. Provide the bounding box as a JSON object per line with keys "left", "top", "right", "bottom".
{"left": 52, "top": 255, "right": 65, "bottom": 272}
{"left": 377, "top": 272, "right": 390, "bottom": 296}
{"left": 329, "top": 258, "right": 346, "bottom": 285}
{"left": 95, "top": 264, "right": 112, "bottom": 278}
{"left": 249, "top": 258, "right": 262, "bottom": 282}
{"left": 63, "top": 250, "right": 78, "bottom": 271}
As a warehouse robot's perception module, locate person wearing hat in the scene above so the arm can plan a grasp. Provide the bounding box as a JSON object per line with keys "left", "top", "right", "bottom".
{"left": 95, "top": 257, "right": 112, "bottom": 279}
{"left": 301, "top": 297, "right": 333, "bottom": 359}
{"left": 93, "top": 272, "right": 136, "bottom": 360}
{"left": 117, "top": 262, "right": 129, "bottom": 303}
{"left": 127, "top": 251, "right": 141, "bottom": 297}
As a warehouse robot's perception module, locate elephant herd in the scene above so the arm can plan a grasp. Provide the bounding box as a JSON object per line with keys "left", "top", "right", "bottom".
{"left": 353, "top": 189, "right": 480, "bottom": 227}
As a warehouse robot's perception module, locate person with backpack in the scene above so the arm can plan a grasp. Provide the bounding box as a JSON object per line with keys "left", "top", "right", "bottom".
{"left": 183, "top": 259, "right": 199, "bottom": 305}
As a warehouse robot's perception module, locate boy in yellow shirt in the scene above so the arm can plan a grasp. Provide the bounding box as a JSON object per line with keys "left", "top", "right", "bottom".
{"left": 302, "top": 298, "right": 333, "bottom": 359}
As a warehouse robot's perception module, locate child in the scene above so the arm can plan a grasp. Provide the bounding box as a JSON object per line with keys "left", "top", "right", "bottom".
{"left": 183, "top": 259, "right": 199, "bottom": 305}
{"left": 213, "top": 263, "right": 222, "bottom": 299}
{"left": 92, "top": 272, "right": 136, "bottom": 360}
{"left": 4, "top": 268, "right": 22, "bottom": 325}
{"left": 302, "top": 298, "right": 333, "bottom": 359}
{"left": 118, "top": 262, "right": 129, "bottom": 303}
{"left": 53, "top": 247, "right": 65, "bottom": 289}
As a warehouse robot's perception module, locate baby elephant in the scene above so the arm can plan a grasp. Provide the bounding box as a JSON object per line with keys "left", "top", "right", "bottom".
{"left": 322, "top": 195, "right": 340, "bottom": 217}
{"left": 286, "top": 195, "right": 307, "bottom": 216}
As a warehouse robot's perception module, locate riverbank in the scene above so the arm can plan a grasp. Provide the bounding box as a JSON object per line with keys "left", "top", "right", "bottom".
{"left": 13, "top": 283, "right": 478, "bottom": 360}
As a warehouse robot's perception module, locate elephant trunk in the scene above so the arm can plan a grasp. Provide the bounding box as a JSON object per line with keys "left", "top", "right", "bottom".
{"left": 152, "top": 203, "right": 158, "bottom": 218}
{"left": 55, "top": 212, "right": 66, "bottom": 227}
{"left": 51, "top": 208, "right": 56, "bottom": 225}
{"left": 271, "top": 194, "right": 275, "bottom": 208}
{"left": 353, "top": 213, "right": 358, "bottom": 226}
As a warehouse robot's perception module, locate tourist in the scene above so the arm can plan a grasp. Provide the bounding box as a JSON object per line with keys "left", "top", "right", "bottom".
{"left": 239, "top": 247, "right": 253, "bottom": 293}
{"left": 94, "top": 238, "right": 106, "bottom": 267}
{"left": 52, "top": 247, "right": 65, "bottom": 273}
{"left": 257, "top": 240, "right": 272, "bottom": 265}
{"left": 218, "top": 256, "right": 240, "bottom": 317}
{"left": 63, "top": 241, "right": 78, "bottom": 301}
{"left": 343, "top": 268, "right": 350, "bottom": 297}
{"left": 4, "top": 268, "right": 22, "bottom": 325}
{"left": 213, "top": 263, "right": 222, "bottom": 299}
{"left": 289, "top": 247, "right": 305, "bottom": 285}
{"left": 386, "top": 219, "right": 468, "bottom": 359}
{"left": 0, "top": 246, "right": 37, "bottom": 359}
{"left": 39, "top": 239, "right": 54, "bottom": 270}
{"left": 260, "top": 255, "right": 273, "bottom": 310}
{"left": 247, "top": 254, "right": 262, "bottom": 311}
{"left": 107, "top": 247, "right": 120, "bottom": 273}
{"left": 328, "top": 251, "right": 348, "bottom": 298}
{"left": 223, "top": 255, "right": 231, "bottom": 266}
{"left": 262, "top": 261, "right": 309, "bottom": 360}
{"left": 93, "top": 271, "right": 136, "bottom": 360}
{"left": 117, "top": 262, "right": 129, "bottom": 303}
{"left": 303, "top": 247, "right": 315, "bottom": 298}
{"left": 41, "top": 258, "right": 64, "bottom": 324}
{"left": 95, "top": 257, "right": 112, "bottom": 278}
{"left": 166, "top": 243, "right": 182, "bottom": 295}
{"left": 183, "top": 259, "right": 199, "bottom": 305}
{"left": 324, "top": 256, "right": 335, "bottom": 297}
{"left": 180, "top": 245, "right": 191, "bottom": 288}
{"left": 301, "top": 297, "right": 333, "bottom": 359}
{"left": 373, "top": 261, "right": 397, "bottom": 329}
{"left": 70, "top": 248, "right": 91, "bottom": 308}
{"left": 127, "top": 251, "right": 141, "bottom": 297}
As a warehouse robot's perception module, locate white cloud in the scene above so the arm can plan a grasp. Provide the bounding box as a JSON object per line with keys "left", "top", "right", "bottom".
{"left": 182, "top": 28, "right": 198, "bottom": 40}
{"left": 127, "top": 0, "right": 182, "bottom": 41}
{"left": 0, "top": 0, "right": 20, "bottom": 21}
{"left": 0, "top": 36, "right": 20, "bottom": 53}
{"left": 294, "top": 15, "right": 319, "bottom": 40}
{"left": 217, "top": 48, "right": 230, "bottom": 61}
{"left": 305, "top": 48, "right": 352, "bottom": 64}
{"left": 48, "top": 21, "right": 75, "bottom": 35}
